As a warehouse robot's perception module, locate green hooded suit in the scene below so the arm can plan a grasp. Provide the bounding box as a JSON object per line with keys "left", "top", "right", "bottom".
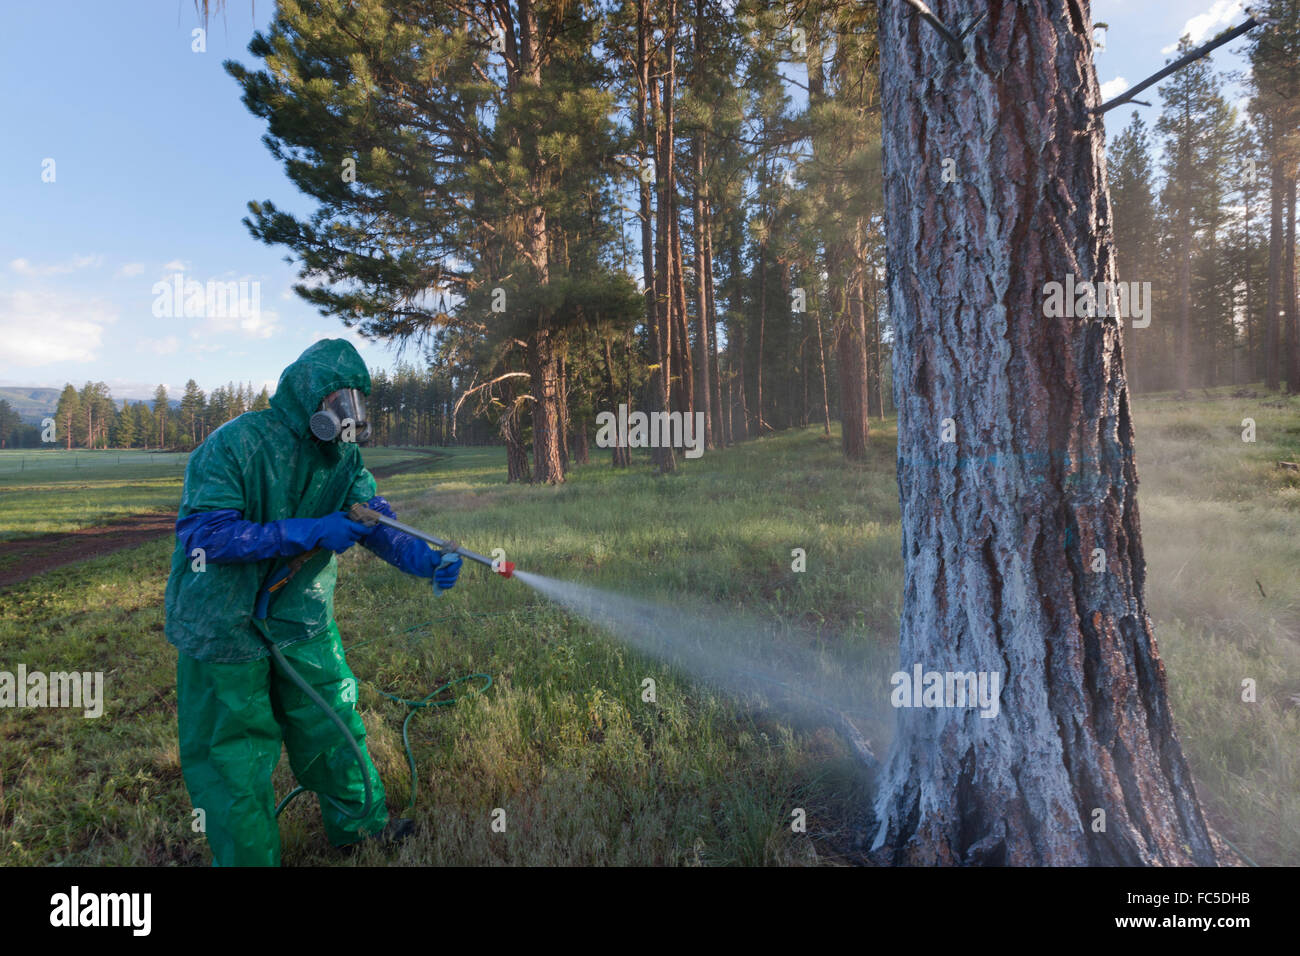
{"left": 164, "top": 339, "right": 389, "bottom": 866}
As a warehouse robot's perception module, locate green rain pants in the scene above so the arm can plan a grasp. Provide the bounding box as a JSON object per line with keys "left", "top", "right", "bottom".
{"left": 177, "top": 623, "right": 388, "bottom": 866}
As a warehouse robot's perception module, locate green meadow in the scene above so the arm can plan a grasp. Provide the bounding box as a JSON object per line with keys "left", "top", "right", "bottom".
{"left": 1, "top": 390, "right": 1297, "bottom": 865}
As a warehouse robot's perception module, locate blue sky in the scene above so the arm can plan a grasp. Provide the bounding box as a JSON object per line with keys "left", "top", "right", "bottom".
{"left": 0, "top": 0, "right": 1257, "bottom": 400}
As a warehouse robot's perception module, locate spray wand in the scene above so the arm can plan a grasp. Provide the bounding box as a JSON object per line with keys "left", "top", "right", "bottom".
{"left": 347, "top": 502, "right": 515, "bottom": 579}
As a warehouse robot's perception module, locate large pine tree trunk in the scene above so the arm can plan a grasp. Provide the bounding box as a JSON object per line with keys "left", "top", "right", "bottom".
{"left": 836, "top": 256, "right": 869, "bottom": 459}
{"left": 513, "top": 0, "right": 563, "bottom": 484}
{"left": 602, "top": 336, "right": 630, "bottom": 467}
{"left": 815, "top": 292, "right": 832, "bottom": 435}
{"left": 692, "top": 27, "right": 712, "bottom": 449}
{"left": 872, "top": 0, "right": 1218, "bottom": 866}
{"left": 705, "top": 202, "right": 723, "bottom": 448}
{"left": 527, "top": 328, "right": 565, "bottom": 484}
{"left": 635, "top": 0, "right": 665, "bottom": 469}
{"left": 650, "top": 8, "right": 677, "bottom": 472}
{"left": 1265, "top": 133, "right": 1284, "bottom": 391}
{"left": 1285, "top": 176, "right": 1299, "bottom": 391}
{"left": 672, "top": 190, "right": 693, "bottom": 417}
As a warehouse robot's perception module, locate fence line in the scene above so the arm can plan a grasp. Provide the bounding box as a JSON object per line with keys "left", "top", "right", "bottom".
{"left": 0, "top": 452, "right": 191, "bottom": 475}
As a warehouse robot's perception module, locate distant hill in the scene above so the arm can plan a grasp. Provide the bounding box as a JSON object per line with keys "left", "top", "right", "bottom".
{"left": 0, "top": 387, "right": 181, "bottom": 424}
{"left": 0, "top": 387, "right": 62, "bottom": 423}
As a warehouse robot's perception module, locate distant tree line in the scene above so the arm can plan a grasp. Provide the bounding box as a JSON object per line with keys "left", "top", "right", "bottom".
{"left": 0, "top": 366, "right": 496, "bottom": 451}
{"left": 24, "top": 380, "right": 273, "bottom": 451}
{"left": 1109, "top": 8, "right": 1300, "bottom": 394}
{"left": 0, "top": 381, "right": 270, "bottom": 450}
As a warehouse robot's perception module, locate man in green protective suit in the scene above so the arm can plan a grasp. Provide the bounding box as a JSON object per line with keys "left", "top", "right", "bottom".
{"left": 164, "top": 338, "right": 461, "bottom": 866}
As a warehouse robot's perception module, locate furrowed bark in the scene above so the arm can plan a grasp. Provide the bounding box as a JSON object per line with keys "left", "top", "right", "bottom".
{"left": 873, "top": 0, "right": 1217, "bottom": 866}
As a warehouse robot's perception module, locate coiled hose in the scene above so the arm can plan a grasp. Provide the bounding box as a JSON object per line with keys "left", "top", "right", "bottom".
{"left": 253, "top": 560, "right": 495, "bottom": 820}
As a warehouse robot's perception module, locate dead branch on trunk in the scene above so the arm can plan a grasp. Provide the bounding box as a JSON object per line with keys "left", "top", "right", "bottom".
{"left": 1093, "top": 16, "right": 1262, "bottom": 115}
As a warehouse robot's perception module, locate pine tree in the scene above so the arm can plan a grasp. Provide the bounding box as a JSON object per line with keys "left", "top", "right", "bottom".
{"left": 1249, "top": 0, "right": 1300, "bottom": 390}
{"left": 54, "top": 385, "right": 80, "bottom": 451}
{"left": 180, "top": 380, "right": 206, "bottom": 448}
{"left": 227, "top": 0, "right": 633, "bottom": 484}
{"left": 1227, "top": 120, "right": 1268, "bottom": 382}
{"left": 112, "top": 402, "right": 137, "bottom": 448}
{"left": 0, "top": 399, "right": 22, "bottom": 449}
{"left": 132, "top": 402, "right": 153, "bottom": 449}
{"left": 1109, "top": 113, "right": 1159, "bottom": 390}
{"left": 1156, "top": 37, "right": 1231, "bottom": 392}
{"left": 152, "top": 385, "right": 170, "bottom": 450}
{"left": 800, "top": 0, "right": 880, "bottom": 457}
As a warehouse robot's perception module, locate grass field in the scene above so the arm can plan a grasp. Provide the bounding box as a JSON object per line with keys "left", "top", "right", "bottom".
{"left": 0, "top": 446, "right": 434, "bottom": 541}
{"left": 1, "top": 390, "right": 1297, "bottom": 866}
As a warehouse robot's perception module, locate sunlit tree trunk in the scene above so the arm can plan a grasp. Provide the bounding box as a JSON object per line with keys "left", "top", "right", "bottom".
{"left": 1265, "top": 124, "right": 1284, "bottom": 391}
{"left": 1285, "top": 176, "right": 1299, "bottom": 390}
{"left": 872, "top": 0, "right": 1218, "bottom": 865}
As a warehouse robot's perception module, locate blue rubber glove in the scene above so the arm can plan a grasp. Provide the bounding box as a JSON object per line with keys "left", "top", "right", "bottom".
{"left": 433, "top": 551, "right": 462, "bottom": 594}
{"left": 310, "top": 511, "right": 371, "bottom": 553}
{"left": 177, "top": 509, "right": 371, "bottom": 562}
{"left": 359, "top": 495, "right": 440, "bottom": 576}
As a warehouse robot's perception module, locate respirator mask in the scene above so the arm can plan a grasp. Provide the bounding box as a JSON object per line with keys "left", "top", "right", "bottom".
{"left": 310, "top": 387, "right": 371, "bottom": 443}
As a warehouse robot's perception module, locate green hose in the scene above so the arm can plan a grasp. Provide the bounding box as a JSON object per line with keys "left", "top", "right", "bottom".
{"left": 265, "top": 638, "right": 374, "bottom": 822}
{"left": 271, "top": 617, "right": 495, "bottom": 818}
{"left": 376, "top": 670, "right": 492, "bottom": 812}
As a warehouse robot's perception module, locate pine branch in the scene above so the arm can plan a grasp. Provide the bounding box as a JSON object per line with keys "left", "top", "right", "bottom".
{"left": 1093, "top": 17, "right": 1262, "bottom": 115}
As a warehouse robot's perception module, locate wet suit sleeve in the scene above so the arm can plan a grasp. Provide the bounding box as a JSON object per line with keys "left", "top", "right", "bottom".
{"left": 175, "top": 436, "right": 361, "bottom": 563}
{"left": 359, "top": 494, "right": 438, "bottom": 578}
{"left": 176, "top": 510, "right": 343, "bottom": 563}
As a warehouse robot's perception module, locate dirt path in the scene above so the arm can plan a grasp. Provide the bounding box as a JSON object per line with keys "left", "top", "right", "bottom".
{"left": 0, "top": 450, "right": 446, "bottom": 589}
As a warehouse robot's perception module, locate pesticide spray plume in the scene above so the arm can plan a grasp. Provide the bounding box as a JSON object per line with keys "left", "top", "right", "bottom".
{"left": 510, "top": 569, "right": 885, "bottom": 768}
{"left": 349, "top": 502, "right": 878, "bottom": 764}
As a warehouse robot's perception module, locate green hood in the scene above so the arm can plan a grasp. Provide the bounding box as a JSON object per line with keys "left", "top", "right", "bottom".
{"left": 165, "top": 337, "right": 378, "bottom": 663}
{"left": 270, "top": 338, "right": 372, "bottom": 437}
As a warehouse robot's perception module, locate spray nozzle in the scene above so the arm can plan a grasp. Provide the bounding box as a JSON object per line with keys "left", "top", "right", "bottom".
{"left": 497, "top": 561, "right": 516, "bottom": 579}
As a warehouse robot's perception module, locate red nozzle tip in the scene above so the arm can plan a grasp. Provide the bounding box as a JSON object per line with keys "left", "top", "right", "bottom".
{"left": 499, "top": 561, "right": 515, "bottom": 579}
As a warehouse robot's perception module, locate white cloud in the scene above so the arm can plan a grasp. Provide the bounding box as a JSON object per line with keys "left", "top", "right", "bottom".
{"left": 141, "top": 335, "right": 180, "bottom": 355}
{"left": 9, "top": 254, "right": 103, "bottom": 277}
{"left": 156, "top": 275, "right": 280, "bottom": 340}
{"left": 1099, "top": 77, "right": 1129, "bottom": 100}
{"left": 1162, "top": 0, "right": 1242, "bottom": 53}
{"left": 161, "top": 259, "right": 187, "bottom": 272}
{"left": 104, "top": 379, "right": 178, "bottom": 401}
{"left": 239, "top": 308, "right": 277, "bottom": 339}
{"left": 0, "top": 290, "right": 115, "bottom": 366}
{"left": 201, "top": 306, "right": 278, "bottom": 340}
{"left": 116, "top": 262, "right": 145, "bottom": 278}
